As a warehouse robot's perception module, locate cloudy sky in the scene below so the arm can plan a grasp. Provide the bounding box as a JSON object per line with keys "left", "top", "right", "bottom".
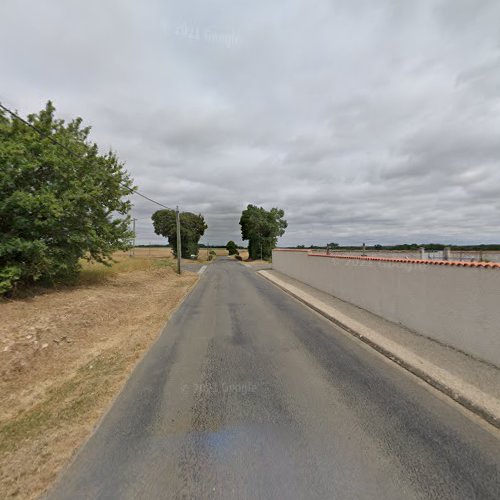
{"left": 1, "top": 0, "right": 499, "bottom": 246}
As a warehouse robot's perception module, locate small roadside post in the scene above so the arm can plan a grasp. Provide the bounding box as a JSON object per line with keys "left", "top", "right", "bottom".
{"left": 130, "top": 218, "right": 137, "bottom": 257}
{"left": 176, "top": 206, "right": 182, "bottom": 274}
{"left": 443, "top": 247, "right": 451, "bottom": 261}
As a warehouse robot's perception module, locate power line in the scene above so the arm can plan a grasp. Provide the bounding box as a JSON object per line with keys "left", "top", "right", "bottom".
{"left": 0, "top": 101, "right": 172, "bottom": 211}
{"left": 1, "top": 100, "right": 185, "bottom": 274}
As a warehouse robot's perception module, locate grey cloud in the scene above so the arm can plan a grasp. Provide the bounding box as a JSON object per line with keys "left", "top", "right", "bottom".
{"left": 1, "top": 0, "right": 499, "bottom": 246}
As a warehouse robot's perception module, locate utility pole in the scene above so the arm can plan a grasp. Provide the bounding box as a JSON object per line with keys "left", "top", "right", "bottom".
{"left": 176, "top": 206, "right": 182, "bottom": 274}
{"left": 130, "top": 218, "right": 137, "bottom": 257}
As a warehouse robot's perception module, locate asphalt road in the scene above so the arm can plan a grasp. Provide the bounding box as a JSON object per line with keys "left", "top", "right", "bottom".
{"left": 48, "top": 258, "right": 500, "bottom": 499}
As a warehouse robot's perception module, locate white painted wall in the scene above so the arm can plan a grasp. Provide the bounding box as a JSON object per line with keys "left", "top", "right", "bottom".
{"left": 272, "top": 250, "right": 500, "bottom": 367}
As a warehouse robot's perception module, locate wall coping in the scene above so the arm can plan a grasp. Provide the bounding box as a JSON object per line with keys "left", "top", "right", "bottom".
{"left": 273, "top": 249, "right": 500, "bottom": 269}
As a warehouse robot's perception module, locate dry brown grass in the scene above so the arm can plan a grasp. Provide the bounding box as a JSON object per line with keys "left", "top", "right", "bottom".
{"left": 195, "top": 247, "right": 229, "bottom": 259}
{"left": 78, "top": 249, "right": 174, "bottom": 285}
{"left": 100, "top": 247, "right": 213, "bottom": 267}
{"left": 0, "top": 252, "right": 198, "bottom": 499}
{"left": 237, "top": 249, "right": 249, "bottom": 260}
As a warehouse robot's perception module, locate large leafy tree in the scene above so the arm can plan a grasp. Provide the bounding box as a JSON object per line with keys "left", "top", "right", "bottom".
{"left": 239, "top": 204, "right": 287, "bottom": 260}
{"left": 151, "top": 209, "right": 207, "bottom": 258}
{"left": 0, "top": 101, "right": 134, "bottom": 294}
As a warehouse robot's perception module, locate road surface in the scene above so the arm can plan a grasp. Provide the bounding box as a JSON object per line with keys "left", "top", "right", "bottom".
{"left": 49, "top": 258, "right": 500, "bottom": 499}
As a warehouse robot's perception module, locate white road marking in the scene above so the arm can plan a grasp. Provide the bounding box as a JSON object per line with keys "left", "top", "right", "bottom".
{"left": 198, "top": 265, "right": 207, "bottom": 275}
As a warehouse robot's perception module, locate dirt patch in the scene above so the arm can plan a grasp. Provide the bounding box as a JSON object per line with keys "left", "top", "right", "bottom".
{"left": 237, "top": 249, "right": 248, "bottom": 260}
{"left": 0, "top": 258, "right": 198, "bottom": 498}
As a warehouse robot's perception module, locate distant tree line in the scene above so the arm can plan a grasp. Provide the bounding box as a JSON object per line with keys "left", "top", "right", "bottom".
{"left": 199, "top": 243, "right": 245, "bottom": 249}
{"left": 135, "top": 244, "right": 171, "bottom": 248}
{"left": 288, "top": 243, "right": 500, "bottom": 251}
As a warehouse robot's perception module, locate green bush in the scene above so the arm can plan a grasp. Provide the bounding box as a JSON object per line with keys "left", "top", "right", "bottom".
{"left": 0, "top": 265, "right": 22, "bottom": 294}
{"left": 226, "top": 240, "right": 238, "bottom": 255}
{"left": 0, "top": 102, "right": 134, "bottom": 294}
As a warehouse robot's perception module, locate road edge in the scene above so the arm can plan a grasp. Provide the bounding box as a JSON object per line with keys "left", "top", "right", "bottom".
{"left": 258, "top": 270, "right": 500, "bottom": 430}
{"left": 43, "top": 271, "right": 204, "bottom": 499}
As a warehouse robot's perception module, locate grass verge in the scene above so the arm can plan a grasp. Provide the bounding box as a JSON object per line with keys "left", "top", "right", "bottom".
{"left": 0, "top": 251, "right": 198, "bottom": 498}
